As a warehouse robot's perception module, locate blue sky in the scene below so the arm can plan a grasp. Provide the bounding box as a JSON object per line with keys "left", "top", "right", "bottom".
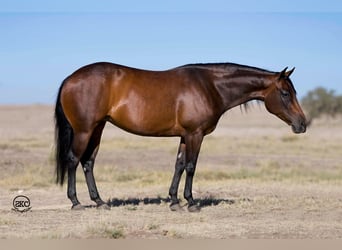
{"left": 1, "top": 1, "right": 342, "bottom": 104}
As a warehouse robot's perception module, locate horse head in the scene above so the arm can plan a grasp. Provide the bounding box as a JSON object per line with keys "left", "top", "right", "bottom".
{"left": 264, "top": 67, "right": 307, "bottom": 133}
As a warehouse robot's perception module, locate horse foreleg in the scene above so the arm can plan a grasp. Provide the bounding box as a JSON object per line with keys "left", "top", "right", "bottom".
{"left": 183, "top": 132, "right": 203, "bottom": 212}
{"left": 169, "top": 137, "right": 186, "bottom": 211}
{"left": 82, "top": 159, "right": 108, "bottom": 209}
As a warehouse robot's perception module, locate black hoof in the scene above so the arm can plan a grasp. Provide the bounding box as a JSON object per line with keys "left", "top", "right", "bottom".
{"left": 170, "top": 203, "right": 184, "bottom": 212}
{"left": 97, "top": 203, "right": 111, "bottom": 210}
{"left": 71, "top": 204, "right": 85, "bottom": 210}
{"left": 188, "top": 204, "right": 201, "bottom": 213}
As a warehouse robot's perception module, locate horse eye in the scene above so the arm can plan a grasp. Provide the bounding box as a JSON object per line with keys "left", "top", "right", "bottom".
{"left": 281, "top": 90, "right": 290, "bottom": 98}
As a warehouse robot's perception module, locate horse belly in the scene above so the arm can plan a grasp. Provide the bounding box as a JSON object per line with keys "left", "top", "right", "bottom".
{"left": 108, "top": 97, "right": 178, "bottom": 136}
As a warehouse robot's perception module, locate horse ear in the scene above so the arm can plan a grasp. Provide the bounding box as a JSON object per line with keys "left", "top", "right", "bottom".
{"left": 286, "top": 67, "right": 295, "bottom": 77}
{"left": 278, "top": 67, "right": 288, "bottom": 80}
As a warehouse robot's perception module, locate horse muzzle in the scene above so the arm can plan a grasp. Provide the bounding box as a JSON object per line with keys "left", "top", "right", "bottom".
{"left": 291, "top": 118, "right": 307, "bottom": 134}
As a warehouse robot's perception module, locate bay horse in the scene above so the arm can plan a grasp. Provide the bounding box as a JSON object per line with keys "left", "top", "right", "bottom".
{"left": 55, "top": 62, "right": 306, "bottom": 212}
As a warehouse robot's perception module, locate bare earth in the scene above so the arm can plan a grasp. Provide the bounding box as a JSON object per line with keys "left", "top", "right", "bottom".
{"left": 0, "top": 105, "right": 341, "bottom": 239}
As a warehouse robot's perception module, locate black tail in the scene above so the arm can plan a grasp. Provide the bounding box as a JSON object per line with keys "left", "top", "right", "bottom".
{"left": 55, "top": 81, "right": 73, "bottom": 185}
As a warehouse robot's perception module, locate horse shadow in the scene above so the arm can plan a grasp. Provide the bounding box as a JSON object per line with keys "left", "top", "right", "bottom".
{"left": 106, "top": 197, "right": 236, "bottom": 208}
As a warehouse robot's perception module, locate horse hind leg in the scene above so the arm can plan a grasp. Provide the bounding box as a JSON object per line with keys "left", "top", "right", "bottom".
{"left": 65, "top": 150, "right": 83, "bottom": 210}
{"left": 67, "top": 131, "right": 93, "bottom": 210}
{"left": 80, "top": 121, "right": 109, "bottom": 209}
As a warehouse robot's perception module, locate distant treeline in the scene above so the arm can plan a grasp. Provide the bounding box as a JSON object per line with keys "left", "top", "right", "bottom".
{"left": 301, "top": 87, "right": 342, "bottom": 122}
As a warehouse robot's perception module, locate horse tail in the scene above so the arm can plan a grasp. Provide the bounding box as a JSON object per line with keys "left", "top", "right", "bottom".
{"left": 54, "top": 81, "right": 73, "bottom": 185}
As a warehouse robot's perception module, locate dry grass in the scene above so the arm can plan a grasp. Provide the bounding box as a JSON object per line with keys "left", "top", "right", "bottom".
{"left": 0, "top": 105, "right": 341, "bottom": 239}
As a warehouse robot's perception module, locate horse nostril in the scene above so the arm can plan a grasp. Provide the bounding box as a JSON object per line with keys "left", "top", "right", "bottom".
{"left": 300, "top": 120, "right": 307, "bottom": 133}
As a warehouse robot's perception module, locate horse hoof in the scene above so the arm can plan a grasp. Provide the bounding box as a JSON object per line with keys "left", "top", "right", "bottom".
{"left": 71, "top": 204, "right": 85, "bottom": 210}
{"left": 97, "top": 203, "right": 111, "bottom": 210}
{"left": 170, "top": 203, "right": 184, "bottom": 212}
{"left": 188, "top": 205, "right": 201, "bottom": 213}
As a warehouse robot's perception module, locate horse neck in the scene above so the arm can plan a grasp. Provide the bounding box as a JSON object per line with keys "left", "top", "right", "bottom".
{"left": 209, "top": 65, "right": 274, "bottom": 111}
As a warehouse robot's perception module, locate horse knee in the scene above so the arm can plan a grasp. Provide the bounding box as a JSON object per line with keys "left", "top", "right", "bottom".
{"left": 185, "top": 162, "right": 195, "bottom": 175}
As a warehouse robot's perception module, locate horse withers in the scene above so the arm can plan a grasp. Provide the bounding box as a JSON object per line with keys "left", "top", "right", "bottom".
{"left": 55, "top": 62, "right": 306, "bottom": 212}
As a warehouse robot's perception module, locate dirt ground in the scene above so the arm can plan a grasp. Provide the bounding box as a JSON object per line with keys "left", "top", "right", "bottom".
{"left": 0, "top": 104, "right": 341, "bottom": 239}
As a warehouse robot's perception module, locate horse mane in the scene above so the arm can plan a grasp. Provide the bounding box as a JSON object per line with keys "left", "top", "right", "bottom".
{"left": 181, "top": 62, "right": 275, "bottom": 75}
{"left": 183, "top": 62, "right": 297, "bottom": 94}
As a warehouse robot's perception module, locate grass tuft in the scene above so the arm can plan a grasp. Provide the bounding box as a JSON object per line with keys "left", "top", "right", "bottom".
{"left": 87, "top": 223, "right": 125, "bottom": 239}
{"left": 105, "top": 228, "right": 125, "bottom": 239}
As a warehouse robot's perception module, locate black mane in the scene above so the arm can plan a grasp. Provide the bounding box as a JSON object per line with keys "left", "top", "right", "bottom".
{"left": 181, "top": 62, "right": 275, "bottom": 74}
{"left": 182, "top": 62, "right": 297, "bottom": 94}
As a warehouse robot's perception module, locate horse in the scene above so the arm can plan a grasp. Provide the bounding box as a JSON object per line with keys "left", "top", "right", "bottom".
{"left": 55, "top": 62, "right": 306, "bottom": 212}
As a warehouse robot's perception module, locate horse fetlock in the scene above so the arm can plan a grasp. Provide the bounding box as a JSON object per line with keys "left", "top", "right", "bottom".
{"left": 184, "top": 191, "right": 193, "bottom": 202}
{"left": 67, "top": 190, "right": 77, "bottom": 200}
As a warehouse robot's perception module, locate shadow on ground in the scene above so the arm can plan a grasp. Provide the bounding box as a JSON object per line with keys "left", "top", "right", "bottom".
{"left": 106, "top": 197, "right": 236, "bottom": 208}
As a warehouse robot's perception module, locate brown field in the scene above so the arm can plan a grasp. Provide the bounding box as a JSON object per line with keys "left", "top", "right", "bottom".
{"left": 0, "top": 104, "right": 341, "bottom": 239}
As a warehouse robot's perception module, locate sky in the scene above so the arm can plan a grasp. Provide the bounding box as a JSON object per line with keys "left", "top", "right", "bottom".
{"left": 1, "top": 1, "right": 342, "bottom": 104}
